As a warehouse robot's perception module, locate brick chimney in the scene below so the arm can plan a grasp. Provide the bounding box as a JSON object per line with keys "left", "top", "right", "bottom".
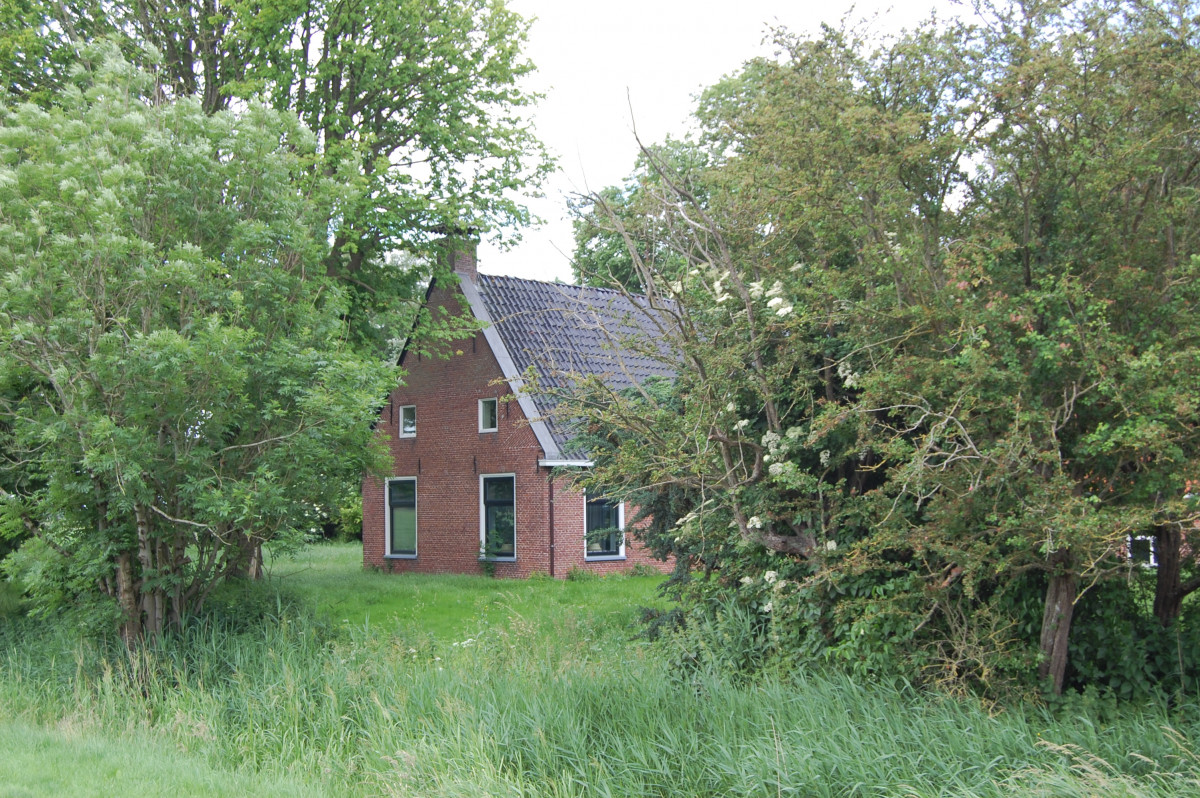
{"left": 439, "top": 234, "right": 478, "bottom": 284}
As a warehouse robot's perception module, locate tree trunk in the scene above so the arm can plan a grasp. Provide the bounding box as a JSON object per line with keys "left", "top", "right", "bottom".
{"left": 134, "top": 504, "right": 165, "bottom": 637}
{"left": 1038, "top": 548, "right": 1077, "bottom": 695}
{"left": 1154, "top": 525, "right": 1184, "bottom": 627}
{"left": 231, "top": 532, "right": 264, "bottom": 579}
{"left": 116, "top": 551, "right": 141, "bottom": 643}
{"left": 248, "top": 540, "right": 263, "bottom": 580}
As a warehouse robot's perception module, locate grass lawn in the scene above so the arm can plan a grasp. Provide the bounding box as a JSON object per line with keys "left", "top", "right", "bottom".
{"left": 263, "top": 542, "right": 670, "bottom": 640}
{"left": 0, "top": 721, "right": 322, "bottom": 798}
{"left": 2, "top": 542, "right": 1199, "bottom": 798}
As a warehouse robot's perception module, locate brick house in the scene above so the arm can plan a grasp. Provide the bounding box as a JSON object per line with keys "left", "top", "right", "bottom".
{"left": 362, "top": 242, "right": 674, "bottom": 578}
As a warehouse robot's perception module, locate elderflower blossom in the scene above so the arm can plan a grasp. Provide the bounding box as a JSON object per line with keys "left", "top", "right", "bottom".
{"left": 767, "top": 296, "right": 785, "bottom": 309}
{"left": 764, "top": 570, "right": 778, "bottom": 584}
{"left": 734, "top": 419, "right": 751, "bottom": 430}
{"left": 790, "top": 262, "right": 806, "bottom": 272}
{"left": 769, "top": 462, "right": 785, "bottom": 477}
{"left": 747, "top": 516, "right": 764, "bottom": 529}
{"left": 740, "top": 575, "right": 754, "bottom": 585}
{"left": 762, "top": 601, "right": 774, "bottom": 613}
{"left": 726, "top": 401, "right": 737, "bottom": 412}
{"left": 748, "top": 281, "right": 764, "bottom": 298}
{"left": 837, "top": 361, "right": 861, "bottom": 389}
{"left": 766, "top": 280, "right": 784, "bottom": 297}
{"left": 775, "top": 304, "right": 794, "bottom": 317}
{"left": 826, "top": 539, "right": 838, "bottom": 551}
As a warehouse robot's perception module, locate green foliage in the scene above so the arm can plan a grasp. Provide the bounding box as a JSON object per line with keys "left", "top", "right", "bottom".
{"left": 0, "top": 720, "right": 323, "bottom": 798}
{"left": 334, "top": 494, "right": 364, "bottom": 543}
{"left": 564, "top": 565, "right": 599, "bottom": 582}
{"left": 571, "top": 138, "right": 709, "bottom": 290}
{"left": 0, "top": 48, "right": 397, "bottom": 638}
{"left": 0, "top": 546, "right": 1197, "bottom": 796}
{"left": 563, "top": 0, "right": 1200, "bottom": 699}
{"left": 1068, "top": 579, "right": 1200, "bottom": 702}
{"left": 0, "top": 0, "right": 551, "bottom": 360}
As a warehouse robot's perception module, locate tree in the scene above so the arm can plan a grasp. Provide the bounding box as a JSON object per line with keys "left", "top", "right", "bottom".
{"left": 0, "top": 0, "right": 552, "bottom": 354}
{"left": 0, "top": 47, "right": 397, "bottom": 640}
{"left": 571, "top": 138, "right": 711, "bottom": 291}
{"left": 564, "top": 0, "right": 1200, "bottom": 698}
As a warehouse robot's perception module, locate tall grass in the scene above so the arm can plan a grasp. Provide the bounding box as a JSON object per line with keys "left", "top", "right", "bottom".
{"left": 1, "top": 544, "right": 1198, "bottom": 797}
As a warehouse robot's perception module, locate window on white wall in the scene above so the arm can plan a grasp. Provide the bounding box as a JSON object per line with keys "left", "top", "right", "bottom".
{"left": 481, "top": 475, "right": 516, "bottom": 560}
{"left": 585, "top": 495, "right": 624, "bottom": 559}
{"left": 387, "top": 478, "right": 417, "bottom": 557}
{"left": 398, "top": 405, "right": 416, "bottom": 437}
{"left": 479, "top": 398, "right": 498, "bottom": 432}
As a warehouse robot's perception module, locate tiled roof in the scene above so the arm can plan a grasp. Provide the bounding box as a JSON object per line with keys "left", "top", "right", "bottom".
{"left": 472, "top": 274, "right": 676, "bottom": 454}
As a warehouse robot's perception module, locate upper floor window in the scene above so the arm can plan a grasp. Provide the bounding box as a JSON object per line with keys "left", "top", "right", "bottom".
{"left": 399, "top": 405, "right": 416, "bottom": 437}
{"left": 479, "top": 398, "right": 498, "bottom": 432}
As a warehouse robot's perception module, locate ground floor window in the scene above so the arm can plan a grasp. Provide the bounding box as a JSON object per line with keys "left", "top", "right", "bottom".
{"left": 481, "top": 474, "right": 516, "bottom": 560}
{"left": 387, "top": 478, "right": 417, "bottom": 557}
{"left": 585, "top": 495, "right": 624, "bottom": 559}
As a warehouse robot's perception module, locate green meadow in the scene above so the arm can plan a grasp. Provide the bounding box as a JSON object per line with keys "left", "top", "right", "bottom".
{"left": 1, "top": 543, "right": 1198, "bottom": 797}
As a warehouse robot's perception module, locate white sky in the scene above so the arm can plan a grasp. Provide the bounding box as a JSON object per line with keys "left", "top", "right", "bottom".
{"left": 477, "top": 0, "right": 961, "bottom": 283}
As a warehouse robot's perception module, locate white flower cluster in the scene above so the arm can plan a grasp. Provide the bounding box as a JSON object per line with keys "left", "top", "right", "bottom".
{"left": 836, "top": 360, "right": 862, "bottom": 389}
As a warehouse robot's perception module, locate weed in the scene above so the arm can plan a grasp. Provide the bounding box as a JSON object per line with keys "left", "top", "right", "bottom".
{"left": 565, "top": 565, "right": 600, "bottom": 582}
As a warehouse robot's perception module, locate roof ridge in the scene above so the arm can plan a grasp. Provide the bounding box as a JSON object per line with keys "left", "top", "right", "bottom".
{"left": 478, "top": 272, "right": 649, "bottom": 302}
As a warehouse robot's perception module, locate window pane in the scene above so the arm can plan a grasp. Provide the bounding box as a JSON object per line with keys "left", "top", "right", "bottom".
{"left": 481, "top": 399, "right": 498, "bottom": 430}
{"left": 586, "top": 497, "right": 621, "bottom": 555}
{"left": 389, "top": 480, "right": 415, "bottom": 504}
{"left": 484, "top": 476, "right": 514, "bottom": 502}
{"left": 401, "top": 406, "right": 416, "bottom": 435}
{"left": 486, "top": 506, "right": 515, "bottom": 553}
{"left": 391, "top": 507, "right": 416, "bottom": 554}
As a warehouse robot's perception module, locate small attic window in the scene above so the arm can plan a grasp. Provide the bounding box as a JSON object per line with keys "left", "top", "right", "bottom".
{"left": 399, "top": 405, "right": 416, "bottom": 438}
{"left": 479, "top": 398, "right": 498, "bottom": 433}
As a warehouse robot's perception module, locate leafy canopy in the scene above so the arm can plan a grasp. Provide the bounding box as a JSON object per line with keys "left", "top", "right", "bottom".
{"left": 0, "top": 46, "right": 397, "bottom": 638}
{"left": 567, "top": 0, "right": 1200, "bottom": 699}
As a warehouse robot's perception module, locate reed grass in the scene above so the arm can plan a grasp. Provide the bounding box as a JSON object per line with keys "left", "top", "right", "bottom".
{"left": 1, "top": 543, "right": 1197, "bottom": 797}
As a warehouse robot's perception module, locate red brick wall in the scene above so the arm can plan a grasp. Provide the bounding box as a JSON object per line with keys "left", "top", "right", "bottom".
{"left": 362, "top": 278, "right": 671, "bottom": 578}
{"left": 550, "top": 477, "right": 671, "bottom": 576}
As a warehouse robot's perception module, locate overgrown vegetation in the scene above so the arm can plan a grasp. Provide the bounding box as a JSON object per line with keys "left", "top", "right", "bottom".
{"left": 1, "top": 544, "right": 1198, "bottom": 797}
{"left": 0, "top": 0, "right": 550, "bottom": 640}
{"left": 566, "top": 0, "right": 1200, "bottom": 699}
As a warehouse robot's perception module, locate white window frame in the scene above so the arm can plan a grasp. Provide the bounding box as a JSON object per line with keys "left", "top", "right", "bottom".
{"left": 385, "top": 477, "right": 418, "bottom": 559}
{"left": 398, "top": 405, "right": 416, "bottom": 438}
{"left": 584, "top": 494, "right": 626, "bottom": 561}
{"left": 479, "top": 473, "right": 517, "bottom": 562}
{"left": 479, "top": 398, "right": 498, "bottom": 433}
{"left": 1129, "top": 534, "right": 1157, "bottom": 568}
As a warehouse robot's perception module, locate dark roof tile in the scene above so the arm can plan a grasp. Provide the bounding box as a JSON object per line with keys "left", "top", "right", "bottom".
{"left": 475, "top": 275, "right": 675, "bottom": 449}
